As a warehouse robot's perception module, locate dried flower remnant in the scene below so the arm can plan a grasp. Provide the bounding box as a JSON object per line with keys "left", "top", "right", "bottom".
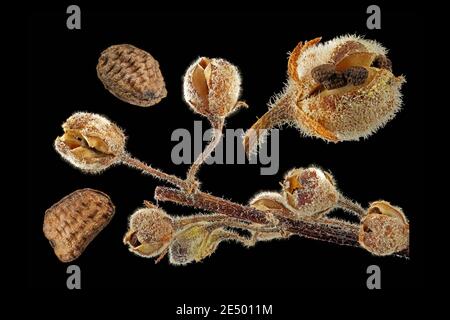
{"left": 97, "top": 44, "right": 167, "bottom": 107}
{"left": 54, "top": 112, "right": 126, "bottom": 173}
{"left": 168, "top": 222, "right": 246, "bottom": 265}
{"left": 358, "top": 201, "right": 409, "bottom": 256}
{"left": 244, "top": 35, "right": 405, "bottom": 154}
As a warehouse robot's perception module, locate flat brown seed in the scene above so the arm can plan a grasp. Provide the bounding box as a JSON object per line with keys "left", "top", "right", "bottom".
{"left": 311, "top": 64, "right": 336, "bottom": 83}
{"left": 97, "top": 44, "right": 167, "bottom": 107}
{"left": 43, "top": 188, "right": 115, "bottom": 262}
{"left": 371, "top": 55, "right": 392, "bottom": 71}
{"left": 322, "top": 73, "right": 347, "bottom": 90}
{"left": 343, "top": 66, "right": 369, "bottom": 86}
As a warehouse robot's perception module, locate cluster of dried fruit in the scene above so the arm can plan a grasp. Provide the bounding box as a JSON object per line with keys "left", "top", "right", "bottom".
{"left": 45, "top": 36, "right": 409, "bottom": 265}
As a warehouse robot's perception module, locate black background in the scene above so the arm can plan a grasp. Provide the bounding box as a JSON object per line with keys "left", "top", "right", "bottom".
{"left": 28, "top": 1, "right": 424, "bottom": 294}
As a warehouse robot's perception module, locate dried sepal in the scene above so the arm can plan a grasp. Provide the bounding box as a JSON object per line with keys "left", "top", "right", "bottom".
{"left": 168, "top": 222, "right": 240, "bottom": 265}
{"left": 123, "top": 207, "right": 174, "bottom": 258}
{"left": 183, "top": 57, "right": 246, "bottom": 119}
{"left": 54, "top": 112, "right": 126, "bottom": 173}
{"left": 358, "top": 201, "right": 409, "bottom": 256}
{"left": 249, "top": 191, "right": 297, "bottom": 220}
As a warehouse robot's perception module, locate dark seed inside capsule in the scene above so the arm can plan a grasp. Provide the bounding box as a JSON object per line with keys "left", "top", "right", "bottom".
{"left": 322, "top": 73, "right": 347, "bottom": 90}
{"left": 311, "top": 64, "right": 348, "bottom": 90}
{"left": 372, "top": 55, "right": 392, "bottom": 71}
{"left": 343, "top": 66, "right": 369, "bottom": 86}
{"left": 311, "top": 64, "right": 336, "bottom": 83}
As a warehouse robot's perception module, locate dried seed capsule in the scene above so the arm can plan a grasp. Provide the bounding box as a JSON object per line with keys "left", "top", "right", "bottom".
{"left": 123, "top": 207, "right": 174, "bottom": 258}
{"left": 97, "top": 44, "right": 167, "bottom": 107}
{"left": 282, "top": 167, "right": 339, "bottom": 218}
{"left": 343, "top": 66, "right": 369, "bottom": 86}
{"left": 43, "top": 188, "right": 115, "bottom": 262}
{"left": 358, "top": 201, "right": 409, "bottom": 256}
{"left": 244, "top": 35, "right": 405, "bottom": 153}
{"left": 371, "top": 54, "right": 392, "bottom": 71}
{"left": 183, "top": 57, "right": 246, "bottom": 119}
{"left": 54, "top": 112, "right": 126, "bottom": 173}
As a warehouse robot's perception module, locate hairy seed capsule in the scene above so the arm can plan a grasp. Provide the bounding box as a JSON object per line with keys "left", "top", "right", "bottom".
{"left": 358, "top": 201, "right": 409, "bottom": 256}
{"left": 282, "top": 167, "right": 339, "bottom": 218}
{"left": 97, "top": 44, "right": 167, "bottom": 107}
{"left": 123, "top": 207, "right": 174, "bottom": 258}
{"left": 183, "top": 57, "right": 246, "bottom": 119}
{"left": 244, "top": 35, "right": 405, "bottom": 153}
{"left": 54, "top": 112, "right": 126, "bottom": 173}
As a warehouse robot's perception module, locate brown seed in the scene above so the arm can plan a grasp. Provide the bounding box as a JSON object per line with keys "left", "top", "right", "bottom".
{"left": 311, "top": 64, "right": 336, "bottom": 84}
{"left": 343, "top": 66, "right": 369, "bottom": 86}
{"left": 372, "top": 54, "right": 392, "bottom": 71}
{"left": 322, "top": 73, "right": 348, "bottom": 90}
{"left": 97, "top": 44, "right": 167, "bottom": 107}
{"left": 43, "top": 189, "right": 115, "bottom": 262}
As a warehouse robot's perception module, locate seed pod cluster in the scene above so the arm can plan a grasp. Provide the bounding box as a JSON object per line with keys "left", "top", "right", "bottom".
{"left": 43, "top": 188, "right": 115, "bottom": 262}
{"left": 97, "top": 44, "right": 167, "bottom": 107}
{"left": 54, "top": 112, "right": 126, "bottom": 173}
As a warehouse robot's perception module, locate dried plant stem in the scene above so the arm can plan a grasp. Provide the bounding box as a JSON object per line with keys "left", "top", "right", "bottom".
{"left": 155, "top": 187, "right": 269, "bottom": 224}
{"left": 121, "top": 154, "right": 187, "bottom": 189}
{"left": 337, "top": 195, "right": 366, "bottom": 218}
{"left": 155, "top": 186, "right": 409, "bottom": 258}
{"left": 185, "top": 117, "right": 225, "bottom": 192}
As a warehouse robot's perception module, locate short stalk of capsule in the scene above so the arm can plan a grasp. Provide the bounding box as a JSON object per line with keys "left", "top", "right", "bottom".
{"left": 243, "top": 89, "right": 297, "bottom": 155}
{"left": 337, "top": 195, "right": 366, "bottom": 218}
{"left": 184, "top": 117, "right": 225, "bottom": 193}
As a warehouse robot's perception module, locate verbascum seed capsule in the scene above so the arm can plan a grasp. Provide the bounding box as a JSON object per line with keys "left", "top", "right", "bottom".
{"left": 54, "top": 112, "right": 126, "bottom": 173}
{"left": 123, "top": 207, "right": 175, "bottom": 258}
{"left": 183, "top": 57, "right": 246, "bottom": 119}
{"left": 358, "top": 200, "right": 409, "bottom": 256}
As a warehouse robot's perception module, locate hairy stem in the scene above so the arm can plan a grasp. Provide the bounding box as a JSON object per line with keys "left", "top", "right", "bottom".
{"left": 243, "top": 91, "right": 295, "bottom": 155}
{"left": 155, "top": 186, "right": 409, "bottom": 258}
{"left": 337, "top": 195, "right": 366, "bottom": 218}
{"left": 121, "top": 154, "right": 187, "bottom": 189}
{"left": 185, "top": 117, "right": 225, "bottom": 192}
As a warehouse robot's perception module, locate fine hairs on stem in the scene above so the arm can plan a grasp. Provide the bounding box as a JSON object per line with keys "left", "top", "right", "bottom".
{"left": 184, "top": 117, "right": 225, "bottom": 193}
